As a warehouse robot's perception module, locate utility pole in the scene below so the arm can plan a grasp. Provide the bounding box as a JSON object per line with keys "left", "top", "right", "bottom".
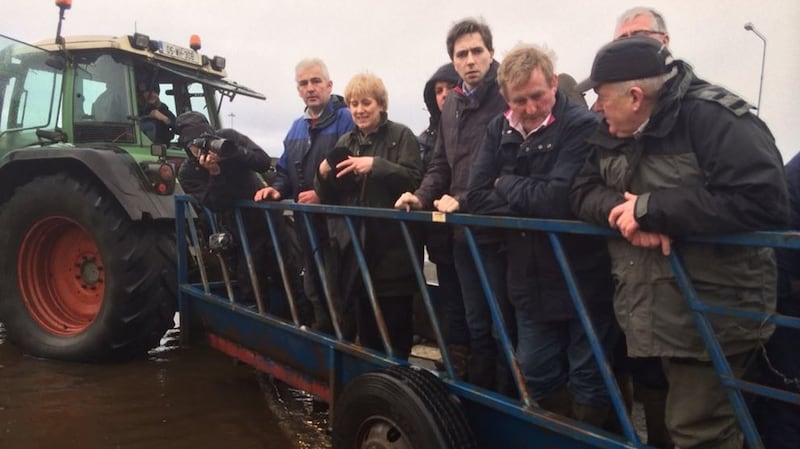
{"left": 744, "top": 22, "right": 766, "bottom": 116}
{"left": 228, "top": 112, "right": 236, "bottom": 128}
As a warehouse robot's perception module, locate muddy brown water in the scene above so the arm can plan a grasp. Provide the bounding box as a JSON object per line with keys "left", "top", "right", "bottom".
{"left": 0, "top": 322, "right": 330, "bottom": 449}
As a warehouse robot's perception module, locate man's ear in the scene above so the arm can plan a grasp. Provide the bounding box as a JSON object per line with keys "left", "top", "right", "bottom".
{"left": 630, "top": 86, "right": 646, "bottom": 111}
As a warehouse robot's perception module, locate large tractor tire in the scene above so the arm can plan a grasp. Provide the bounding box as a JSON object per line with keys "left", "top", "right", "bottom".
{"left": 332, "top": 365, "right": 477, "bottom": 449}
{"left": 0, "top": 173, "right": 177, "bottom": 362}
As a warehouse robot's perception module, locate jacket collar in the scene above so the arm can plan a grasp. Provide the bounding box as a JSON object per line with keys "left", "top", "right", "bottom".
{"left": 589, "top": 60, "right": 698, "bottom": 147}
{"left": 306, "top": 94, "right": 348, "bottom": 130}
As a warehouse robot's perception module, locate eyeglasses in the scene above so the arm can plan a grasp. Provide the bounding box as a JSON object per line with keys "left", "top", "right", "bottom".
{"left": 618, "top": 29, "right": 666, "bottom": 39}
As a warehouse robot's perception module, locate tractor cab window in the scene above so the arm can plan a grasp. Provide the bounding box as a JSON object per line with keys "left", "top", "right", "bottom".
{"left": 0, "top": 35, "right": 62, "bottom": 148}
{"left": 73, "top": 54, "right": 135, "bottom": 143}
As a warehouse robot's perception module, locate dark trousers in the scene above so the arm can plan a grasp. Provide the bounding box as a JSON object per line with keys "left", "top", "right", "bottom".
{"left": 453, "top": 240, "right": 516, "bottom": 393}
{"left": 357, "top": 294, "right": 414, "bottom": 360}
{"left": 436, "top": 262, "right": 469, "bottom": 347}
{"left": 750, "top": 285, "right": 800, "bottom": 449}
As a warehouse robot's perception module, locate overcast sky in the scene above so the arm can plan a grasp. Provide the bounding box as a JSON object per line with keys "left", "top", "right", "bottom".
{"left": 4, "top": 0, "right": 799, "bottom": 161}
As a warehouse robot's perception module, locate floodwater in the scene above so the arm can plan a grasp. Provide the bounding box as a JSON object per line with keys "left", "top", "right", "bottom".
{"left": 0, "top": 321, "right": 331, "bottom": 449}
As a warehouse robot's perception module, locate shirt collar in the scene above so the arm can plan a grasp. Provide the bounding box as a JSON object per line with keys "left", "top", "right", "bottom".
{"left": 504, "top": 110, "right": 555, "bottom": 138}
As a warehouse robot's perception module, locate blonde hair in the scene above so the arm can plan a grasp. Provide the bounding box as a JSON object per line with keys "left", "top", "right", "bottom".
{"left": 497, "top": 44, "right": 556, "bottom": 98}
{"left": 344, "top": 73, "right": 388, "bottom": 110}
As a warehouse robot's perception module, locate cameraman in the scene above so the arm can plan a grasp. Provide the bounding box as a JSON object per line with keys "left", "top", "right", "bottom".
{"left": 176, "top": 111, "right": 277, "bottom": 310}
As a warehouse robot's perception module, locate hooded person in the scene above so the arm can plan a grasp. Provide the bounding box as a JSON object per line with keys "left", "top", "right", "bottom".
{"left": 418, "top": 63, "right": 460, "bottom": 166}
{"left": 175, "top": 111, "right": 270, "bottom": 212}
{"left": 176, "top": 111, "right": 279, "bottom": 311}
{"left": 416, "top": 63, "right": 470, "bottom": 378}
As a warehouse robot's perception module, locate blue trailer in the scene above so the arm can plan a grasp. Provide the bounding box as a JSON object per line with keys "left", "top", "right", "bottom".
{"left": 175, "top": 196, "right": 800, "bottom": 449}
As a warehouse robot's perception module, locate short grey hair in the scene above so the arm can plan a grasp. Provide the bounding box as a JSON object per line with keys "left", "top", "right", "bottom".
{"left": 295, "top": 58, "right": 330, "bottom": 80}
{"left": 616, "top": 7, "right": 669, "bottom": 34}
{"left": 614, "top": 68, "right": 676, "bottom": 99}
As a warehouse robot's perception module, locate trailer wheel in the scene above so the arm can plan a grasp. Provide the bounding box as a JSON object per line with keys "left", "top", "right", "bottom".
{"left": 332, "top": 366, "right": 476, "bottom": 449}
{"left": 0, "top": 174, "right": 177, "bottom": 361}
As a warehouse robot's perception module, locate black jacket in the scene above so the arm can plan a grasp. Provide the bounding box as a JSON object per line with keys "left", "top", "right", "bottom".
{"left": 315, "top": 117, "right": 423, "bottom": 296}
{"left": 467, "top": 91, "right": 612, "bottom": 321}
{"left": 418, "top": 63, "right": 460, "bottom": 264}
{"left": 569, "top": 61, "right": 788, "bottom": 358}
{"left": 414, "top": 60, "right": 507, "bottom": 210}
{"left": 178, "top": 128, "right": 271, "bottom": 212}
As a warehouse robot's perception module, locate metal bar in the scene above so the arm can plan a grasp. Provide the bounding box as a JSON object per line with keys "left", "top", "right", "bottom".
{"left": 242, "top": 200, "right": 800, "bottom": 250}
{"left": 234, "top": 208, "right": 265, "bottom": 314}
{"left": 399, "top": 221, "right": 455, "bottom": 379}
{"left": 263, "top": 210, "right": 300, "bottom": 325}
{"left": 667, "top": 250, "right": 764, "bottom": 449}
{"left": 214, "top": 253, "right": 236, "bottom": 303}
{"left": 302, "top": 212, "right": 344, "bottom": 340}
{"left": 727, "top": 377, "right": 800, "bottom": 405}
{"left": 175, "top": 198, "right": 191, "bottom": 345}
{"left": 548, "top": 232, "right": 642, "bottom": 446}
{"left": 463, "top": 227, "right": 531, "bottom": 406}
{"left": 344, "top": 216, "right": 394, "bottom": 357}
{"left": 185, "top": 205, "right": 210, "bottom": 295}
{"left": 699, "top": 304, "right": 800, "bottom": 330}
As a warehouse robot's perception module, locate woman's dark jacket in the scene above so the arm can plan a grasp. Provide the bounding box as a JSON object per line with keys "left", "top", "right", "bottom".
{"left": 315, "top": 117, "right": 423, "bottom": 296}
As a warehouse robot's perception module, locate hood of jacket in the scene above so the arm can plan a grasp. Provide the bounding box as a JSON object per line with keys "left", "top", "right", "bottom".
{"left": 175, "top": 111, "right": 215, "bottom": 157}
{"left": 311, "top": 94, "right": 349, "bottom": 130}
{"left": 423, "top": 63, "right": 460, "bottom": 128}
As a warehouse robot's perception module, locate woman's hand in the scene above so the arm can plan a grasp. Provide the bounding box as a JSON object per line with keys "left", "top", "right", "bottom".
{"left": 335, "top": 156, "right": 374, "bottom": 178}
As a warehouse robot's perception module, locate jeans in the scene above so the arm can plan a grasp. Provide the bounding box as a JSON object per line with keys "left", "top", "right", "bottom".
{"left": 515, "top": 315, "right": 618, "bottom": 406}
{"left": 435, "top": 262, "right": 469, "bottom": 347}
{"left": 453, "top": 239, "right": 515, "bottom": 393}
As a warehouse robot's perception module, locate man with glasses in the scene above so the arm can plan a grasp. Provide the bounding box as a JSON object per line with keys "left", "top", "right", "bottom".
{"left": 614, "top": 6, "right": 670, "bottom": 45}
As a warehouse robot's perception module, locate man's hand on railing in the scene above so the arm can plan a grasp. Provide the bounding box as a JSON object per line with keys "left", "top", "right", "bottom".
{"left": 433, "top": 194, "right": 460, "bottom": 213}
{"left": 254, "top": 186, "right": 281, "bottom": 201}
{"left": 394, "top": 192, "right": 423, "bottom": 212}
{"left": 297, "top": 189, "right": 320, "bottom": 204}
{"left": 608, "top": 191, "right": 639, "bottom": 238}
{"left": 628, "top": 230, "right": 672, "bottom": 256}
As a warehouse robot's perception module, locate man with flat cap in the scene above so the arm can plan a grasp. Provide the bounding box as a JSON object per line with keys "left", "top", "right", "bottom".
{"left": 570, "top": 37, "right": 788, "bottom": 449}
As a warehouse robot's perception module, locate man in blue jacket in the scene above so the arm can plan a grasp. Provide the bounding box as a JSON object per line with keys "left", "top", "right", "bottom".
{"left": 466, "top": 44, "right": 617, "bottom": 425}
{"left": 255, "top": 58, "right": 354, "bottom": 331}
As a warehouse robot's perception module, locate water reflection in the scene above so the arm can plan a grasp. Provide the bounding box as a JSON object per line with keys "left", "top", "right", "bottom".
{"left": 0, "top": 321, "right": 330, "bottom": 449}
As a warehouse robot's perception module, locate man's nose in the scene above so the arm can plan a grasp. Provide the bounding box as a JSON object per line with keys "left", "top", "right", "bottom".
{"left": 466, "top": 51, "right": 476, "bottom": 65}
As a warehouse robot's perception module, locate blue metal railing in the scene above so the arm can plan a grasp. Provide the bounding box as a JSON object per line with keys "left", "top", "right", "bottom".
{"left": 175, "top": 195, "right": 800, "bottom": 449}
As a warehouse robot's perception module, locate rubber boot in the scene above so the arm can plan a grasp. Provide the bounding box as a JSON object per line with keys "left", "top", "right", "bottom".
{"left": 447, "top": 344, "right": 470, "bottom": 380}
{"left": 573, "top": 402, "right": 611, "bottom": 428}
{"left": 537, "top": 384, "right": 574, "bottom": 419}
{"left": 636, "top": 386, "right": 673, "bottom": 449}
{"left": 311, "top": 300, "right": 333, "bottom": 334}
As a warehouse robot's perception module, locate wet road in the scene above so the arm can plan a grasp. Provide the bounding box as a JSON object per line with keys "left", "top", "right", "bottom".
{"left": 0, "top": 322, "right": 330, "bottom": 449}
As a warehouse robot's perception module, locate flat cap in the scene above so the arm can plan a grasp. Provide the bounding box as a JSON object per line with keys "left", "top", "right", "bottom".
{"left": 576, "top": 36, "right": 673, "bottom": 92}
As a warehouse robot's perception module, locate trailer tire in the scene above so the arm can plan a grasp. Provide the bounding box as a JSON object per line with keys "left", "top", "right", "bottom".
{"left": 332, "top": 365, "right": 476, "bottom": 449}
{"left": 0, "top": 174, "right": 177, "bottom": 362}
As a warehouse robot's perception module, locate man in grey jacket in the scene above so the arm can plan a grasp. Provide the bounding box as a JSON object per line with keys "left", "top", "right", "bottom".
{"left": 570, "top": 37, "right": 788, "bottom": 449}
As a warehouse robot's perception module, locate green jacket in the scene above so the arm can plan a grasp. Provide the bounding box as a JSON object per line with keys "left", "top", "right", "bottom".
{"left": 315, "top": 117, "right": 423, "bottom": 296}
{"left": 570, "top": 61, "right": 788, "bottom": 359}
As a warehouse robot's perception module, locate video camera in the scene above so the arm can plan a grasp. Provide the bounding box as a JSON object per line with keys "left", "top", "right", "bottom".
{"left": 190, "top": 135, "right": 238, "bottom": 159}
